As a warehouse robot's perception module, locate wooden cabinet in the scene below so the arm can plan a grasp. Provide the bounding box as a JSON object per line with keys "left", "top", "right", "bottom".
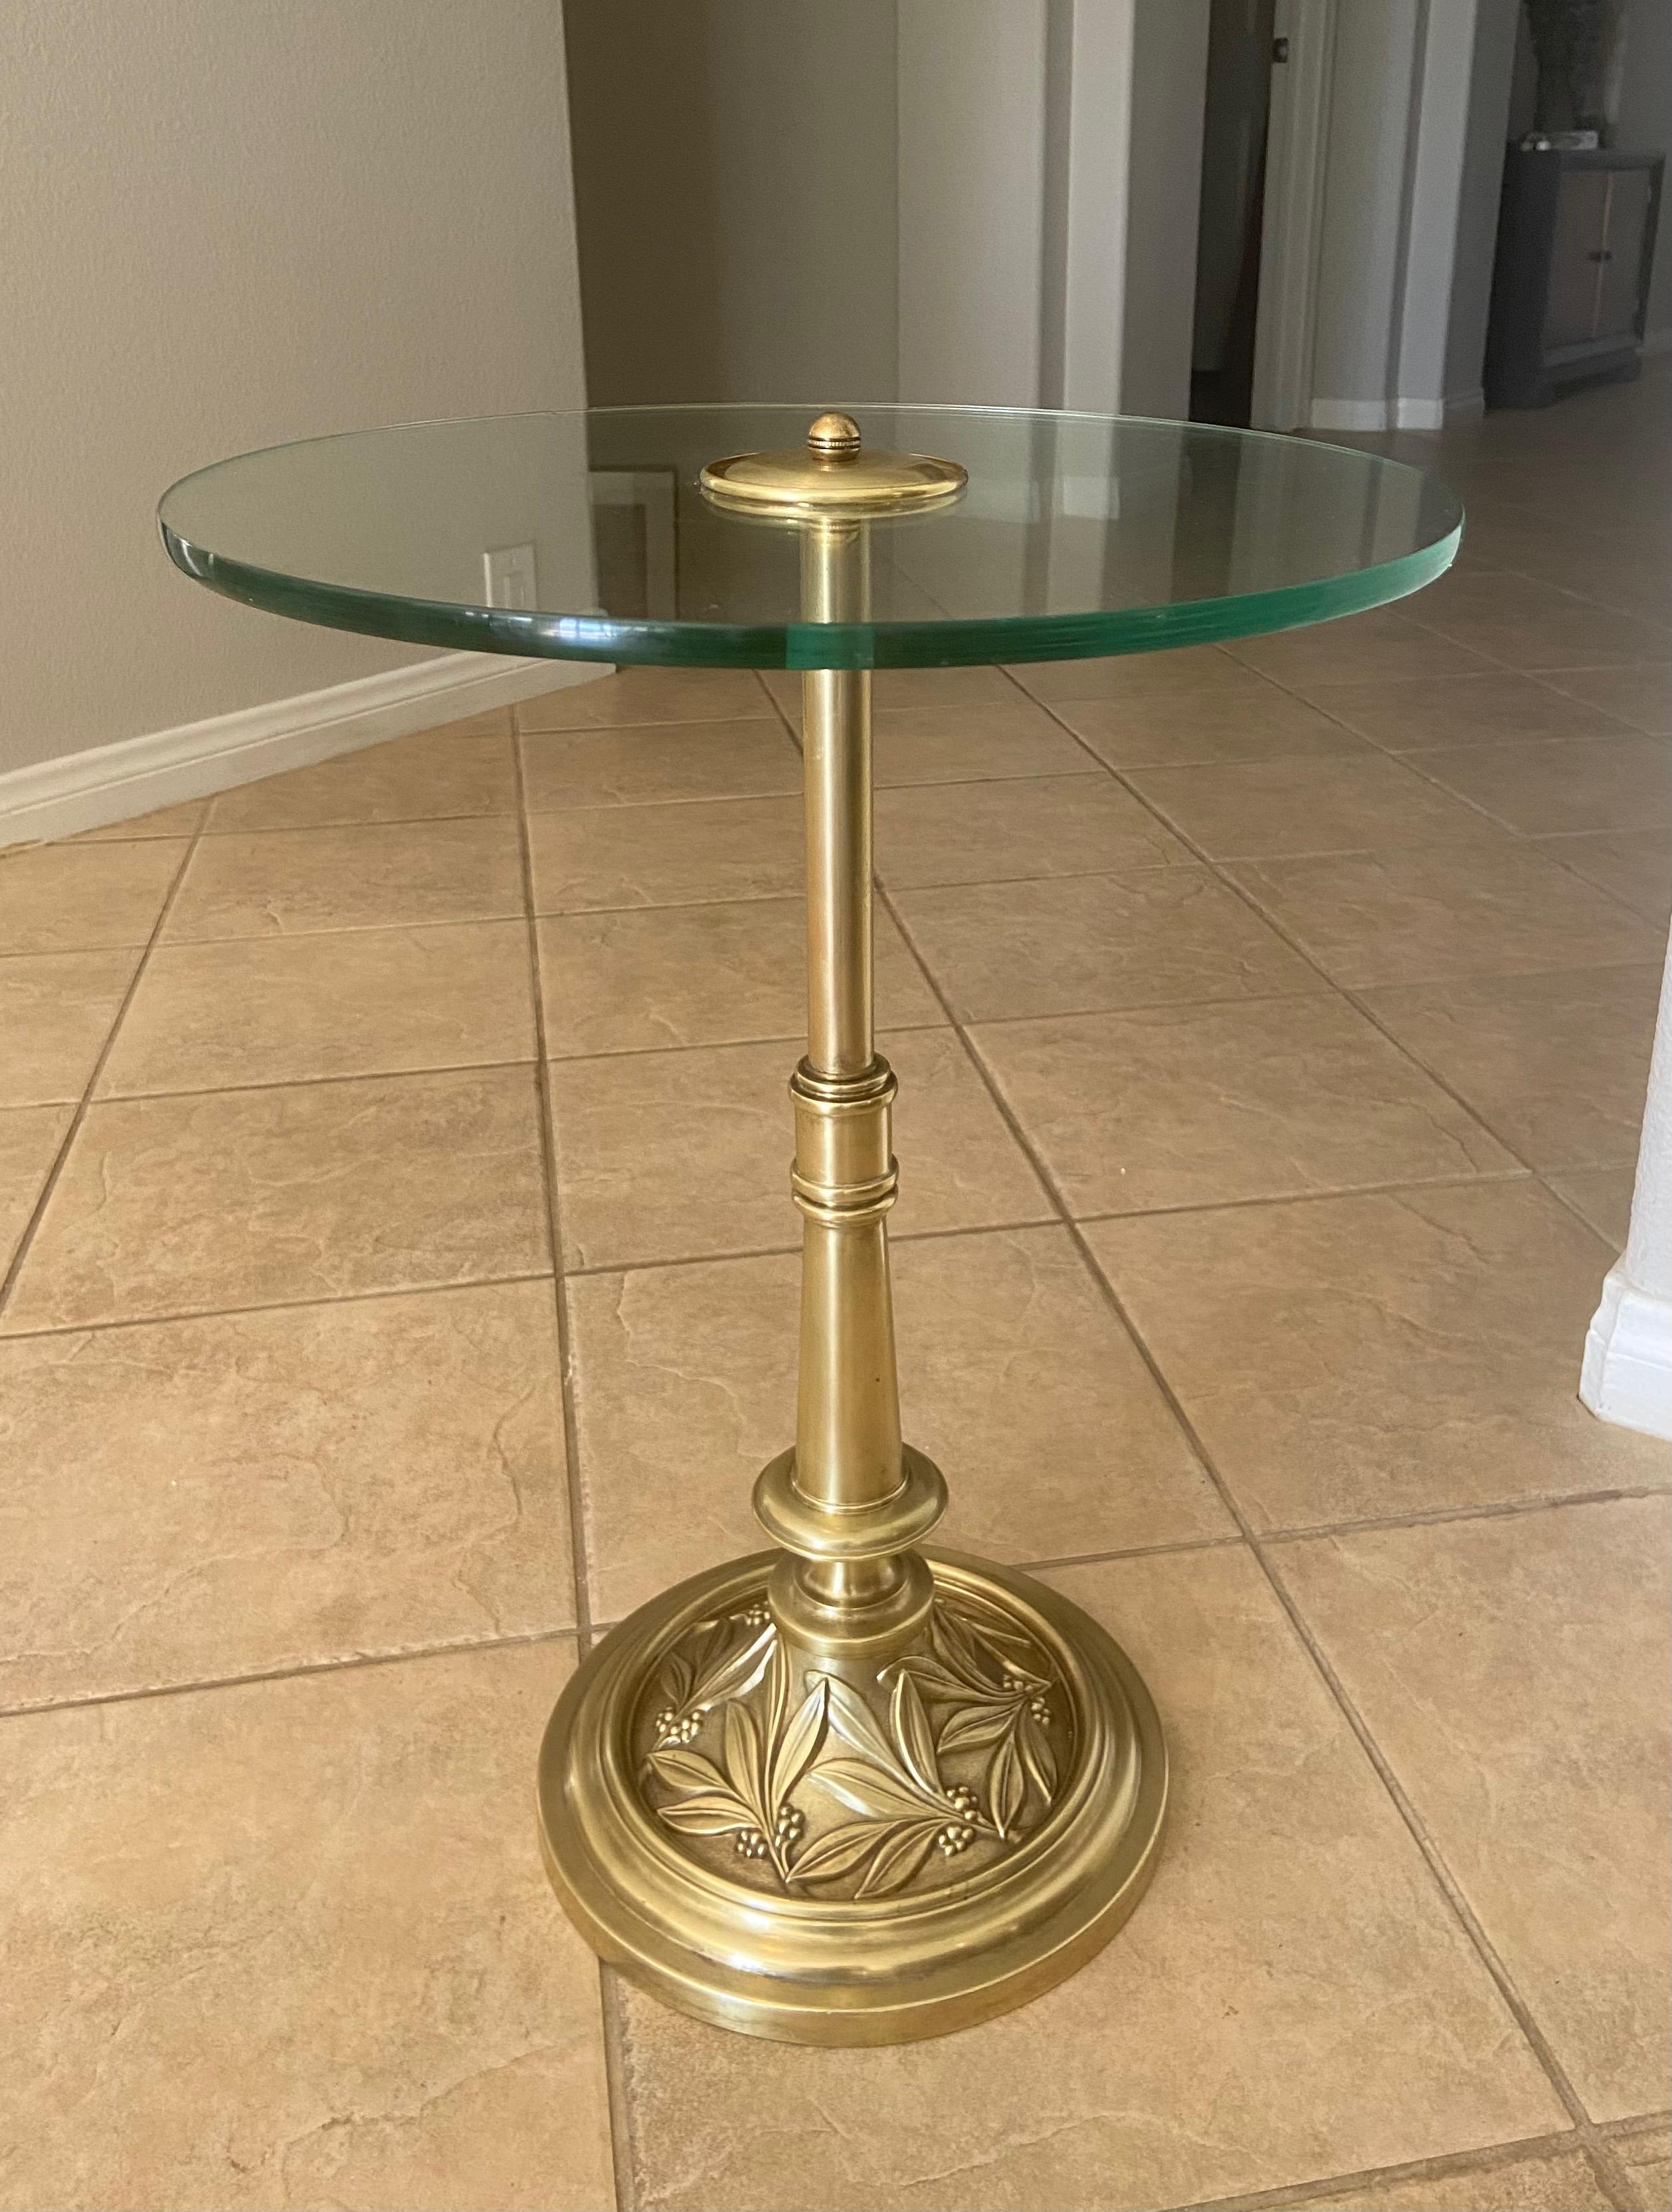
{"left": 1485, "top": 148, "right": 1663, "bottom": 409}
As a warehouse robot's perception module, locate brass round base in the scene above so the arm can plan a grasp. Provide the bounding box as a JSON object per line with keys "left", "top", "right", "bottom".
{"left": 537, "top": 1548, "right": 1166, "bottom": 2044}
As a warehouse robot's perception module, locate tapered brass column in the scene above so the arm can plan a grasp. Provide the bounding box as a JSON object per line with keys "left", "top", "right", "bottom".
{"left": 536, "top": 411, "right": 1168, "bottom": 2045}
{"left": 757, "top": 478, "right": 942, "bottom": 1653}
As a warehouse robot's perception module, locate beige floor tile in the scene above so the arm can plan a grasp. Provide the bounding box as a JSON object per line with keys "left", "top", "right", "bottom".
{"left": 571, "top": 1227, "right": 1229, "bottom": 1621}
{"left": 1259, "top": 2144, "right": 1612, "bottom": 2211}
{"left": 0, "top": 1105, "right": 72, "bottom": 1280}
{"left": 1538, "top": 664, "right": 1671, "bottom": 736}
{"left": 1228, "top": 611, "right": 1499, "bottom": 687}
{"left": 0, "top": 1281, "right": 572, "bottom": 1709}
{"left": 1418, "top": 603, "right": 1671, "bottom": 672}
{"left": 521, "top": 718, "right": 801, "bottom": 811}
{"left": 1086, "top": 1183, "right": 1662, "bottom": 1532}
{"left": 1279, "top": 1497, "right": 1672, "bottom": 2122}
{"left": 205, "top": 730, "right": 517, "bottom": 833}
{"left": 2, "top": 1066, "right": 549, "bottom": 1332}
{"left": 101, "top": 921, "right": 537, "bottom": 1094}
{"left": 165, "top": 818, "right": 525, "bottom": 942}
{"left": 1614, "top": 2126, "right": 1672, "bottom": 2212}
{"left": 0, "top": 838, "right": 186, "bottom": 955}
{"left": 519, "top": 664, "right": 770, "bottom": 728}
{"left": 423, "top": 704, "right": 513, "bottom": 738}
{"left": 759, "top": 665, "right": 1016, "bottom": 715}
{"left": 1536, "top": 829, "right": 1672, "bottom": 924}
{"left": 1125, "top": 754, "right": 1493, "bottom": 859}
{"left": 0, "top": 1643, "right": 614, "bottom": 2212}
{"left": 1006, "top": 642, "right": 1255, "bottom": 703}
{"left": 1227, "top": 840, "right": 1661, "bottom": 988}
{"left": 1546, "top": 1165, "right": 1637, "bottom": 1249}
{"left": 971, "top": 994, "right": 1513, "bottom": 1217}
{"left": 871, "top": 701, "right": 1098, "bottom": 785}
{"left": 615, "top": 1546, "right": 1564, "bottom": 2212}
{"left": 76, "top": 797, "right": 211, "bottom": 841}
{"left": 549, "top": 1026, "right": 1048, "bottom": 1270}
{"left": 1406, "top": 736, "right": 1671, "bottom": 837}
{"left": 0, "top": 948, "right": 138, "bottom": 1105}
{"left": 537, "top": 896, "right": 942, "bottom": 1057}
{"left": 1297, "top": 671, "right": 1635, "bottom": 752}
{"left": 527, "top": 793, "right": 804, "bottom": 912}
{"left": 893, "top": 866, "right": 1321, "bottom": 1023}
{"left": 1360, "top": 963, "right": 1659, "bottom": 1170}
{"left": 1056, "top": 681, "right": 1370, "bottom": 768}
{"left": 877, "top": 773, "right": 1189, "bottom": 888}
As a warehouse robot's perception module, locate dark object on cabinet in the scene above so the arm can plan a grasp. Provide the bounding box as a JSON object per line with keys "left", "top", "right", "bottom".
{"left": 1485, "top": 146, "right": 1663, "bottom": 408}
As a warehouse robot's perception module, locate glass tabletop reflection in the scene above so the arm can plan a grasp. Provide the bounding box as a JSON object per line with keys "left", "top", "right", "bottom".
{"left": 159, "top": 405, "right": 1461, "bottom": 670}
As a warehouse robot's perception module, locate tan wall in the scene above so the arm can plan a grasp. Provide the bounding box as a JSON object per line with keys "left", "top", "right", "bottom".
{"left": 565, "top": 0, "right": 900, "bottom": 407}
{"left": 0, "top": 0, "right": 586, "bottom": 777}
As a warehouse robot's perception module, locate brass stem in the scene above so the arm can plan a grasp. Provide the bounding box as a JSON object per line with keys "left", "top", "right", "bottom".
{"left": 787, "top": 514, "right": 909, "bottom": 1616}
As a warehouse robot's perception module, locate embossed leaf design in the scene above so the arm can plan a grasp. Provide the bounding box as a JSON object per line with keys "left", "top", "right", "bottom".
{"left": 934, "top": 1702, "right": 1018, "bottom": 1757}
{"left": 1018, "top": 1705, "right": 1058, "bottom": 1800}
{"left": 793, "top": 1815, "right": 947, "bottom": 1897}
{"left": 856, "top": 1819, "right": 944, "bottom": 1898}
{"left": 988, "top": 1730, "right": 1027, "bottom": 1839}
{"left": 890, "top": 1672, "right": 941, "bottom": 1796}
{"left": 790, "top": 1821, "right": 898, "bottom": 1882}
{"left": 814, "top": 1759, "right": 947, "bottom": 1823}
{"left": 657, "top": 1791, "right": 762, "bottom": 1837}
{"left": 721, "top": 1700, "right": 769, "bottom": 1829}
{"left": 821, "top": 1676, "right": 902, "bottom": 1768}
{"left": 694, "top": 1625, "right": 775, "bottom": 1712}
{"left": 646, "top": 1747, "right": 729, "bottom": 1795}
{"left": 768, "top": 1680, "right": 829, "bottom": 1815}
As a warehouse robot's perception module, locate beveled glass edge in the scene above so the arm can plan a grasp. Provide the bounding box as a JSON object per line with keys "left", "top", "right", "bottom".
{"left": 157, "top": 403, "right": 1463, "bottom": 670}
{"left": 159, "top": 516, "right": 1461, "bottom": 670}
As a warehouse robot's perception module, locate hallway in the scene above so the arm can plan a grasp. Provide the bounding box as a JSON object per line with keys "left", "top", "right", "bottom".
{"left": 0, "top": 367, "right": 1667, "bottom": 2211}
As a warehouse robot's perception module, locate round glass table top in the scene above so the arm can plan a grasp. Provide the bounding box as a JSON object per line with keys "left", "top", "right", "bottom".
{"left": 159, "top": 405, "right": 1461, "bottom": 670}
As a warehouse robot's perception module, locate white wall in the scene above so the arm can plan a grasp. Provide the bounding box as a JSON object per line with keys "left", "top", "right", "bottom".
{"left": 0, "top": 0, "right": 587, "bottom": 781}
{"left": 897, "top": 0, "right": 1052, "bottom": 405}
{"left": 1613, "top": 0, "right": 1672, "bottom": 342}
{"left": 1584, "top": 934, "right": 1672, "bottom": 1441}
{"left": 1311, "top": 0, "right": 1515, "bottom": 429}
{"left": 1309, "top": 0, "right": 1425, "bottom": 423}
{"left": 566, "top": 0, "right": 899, "bottom": 406}
{"left": 1443, "top": 0, "right": 1519, "bottom": 403}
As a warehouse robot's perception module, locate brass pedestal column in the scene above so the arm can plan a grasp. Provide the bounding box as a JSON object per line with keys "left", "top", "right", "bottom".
{"left": 537, "top": 415, "right": 1167, "bottom": 2045}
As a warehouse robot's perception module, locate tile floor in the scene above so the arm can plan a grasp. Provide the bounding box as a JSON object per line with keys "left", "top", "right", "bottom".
{"left": 1, "top": 364, "right": 1669, "bottom": 2211}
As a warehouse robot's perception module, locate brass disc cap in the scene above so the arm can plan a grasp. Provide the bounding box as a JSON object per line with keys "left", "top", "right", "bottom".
{"left": 701, "top": 410, "right": 967, "bottom": 517}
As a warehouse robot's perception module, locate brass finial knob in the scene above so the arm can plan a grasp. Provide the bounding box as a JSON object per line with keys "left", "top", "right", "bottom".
{"left": 808, "top": 412, "right": 862, "bottom": 458}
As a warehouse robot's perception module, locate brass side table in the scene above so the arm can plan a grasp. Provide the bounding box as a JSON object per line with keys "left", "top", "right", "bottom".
{"left": 162, "top": 403, "right": 1460, "bottom": 2044}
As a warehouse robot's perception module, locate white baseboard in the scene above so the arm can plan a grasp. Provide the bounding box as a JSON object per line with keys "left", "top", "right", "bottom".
{"left": 1309, "top": 398, "right": 1389, "bottom": 432}
{"left": 1580, "top": 1267, "right": 1672, "bottom": 1442}
{"left": 1309, "top": 390, "right": 1485, "bottom": 434}
{"left": 0, "top": 650, "right": 608, "bottom": 851}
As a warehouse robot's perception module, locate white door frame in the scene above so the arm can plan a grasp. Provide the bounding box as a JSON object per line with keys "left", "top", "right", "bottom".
{"left": 1250, "top": 0, "right": 1337, "bottom": 429}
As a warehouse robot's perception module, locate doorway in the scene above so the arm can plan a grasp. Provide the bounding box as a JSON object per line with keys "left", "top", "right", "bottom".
{"left": 1190, "top": 0, "right": 1278, "bottom": 427}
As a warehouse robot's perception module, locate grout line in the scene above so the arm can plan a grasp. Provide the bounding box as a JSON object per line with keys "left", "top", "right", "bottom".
{"left": 90, "top": 1056, "right": 537, "bottom": 1107}
{"left": 876, "top": 801, "right": 1620, "bottom": 2146}
{"left": 0, "top": 817, "right": 211, "bottom": 1324}
{"left": 1001, "top": 669, "right": 1572, "bottom": 1181}
{"left": 1172, "top": 2124, "right": 1627, "bottom": 2212}
{"left": 0, "top": 1271, "right": 555, "bottom": 1345}
{"left": 511, "top": 698, "right": 637, "bottom": 2212}
{"left": 1260, "top": 1482, "right": 1671, "bottom": 1548}
{"left": 0, "top": 1623, "right": 579, "bottom": 1726}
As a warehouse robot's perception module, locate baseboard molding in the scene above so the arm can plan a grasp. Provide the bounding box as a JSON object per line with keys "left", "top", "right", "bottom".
{"left": 1308, "top": 398, "right": 1389, "bottom": 432}
{"left": 1580, "top": 1267, "right": 1672, "bottom": 1442}
{"left": 0, "top": 650, "right": 607, "bottom": 850}
{"left": 1309, "top": 390, "right": 1485, "bottom": 434}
